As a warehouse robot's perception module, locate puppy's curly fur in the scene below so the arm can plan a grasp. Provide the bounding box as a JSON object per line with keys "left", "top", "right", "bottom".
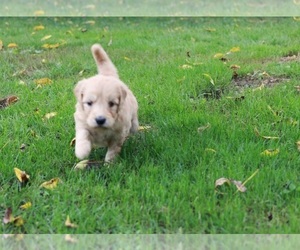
{"left": 74, "top": 44, "right": 139, "bottom": 162}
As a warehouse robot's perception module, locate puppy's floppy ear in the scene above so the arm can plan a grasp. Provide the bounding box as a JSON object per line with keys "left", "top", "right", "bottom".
{"left": 74, "top": 80, "right": 85, "bottom": 102}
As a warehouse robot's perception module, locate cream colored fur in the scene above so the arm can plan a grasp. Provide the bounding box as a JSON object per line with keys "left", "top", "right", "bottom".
{"left": 74, "top": 44, "right": 139, "bottom": 162}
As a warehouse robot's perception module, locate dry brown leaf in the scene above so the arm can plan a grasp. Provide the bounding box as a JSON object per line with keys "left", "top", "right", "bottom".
{"left": 3, "top": 208, "right": 13, "bottom": 224}
{"left": 0, "top": 95, "right": 19, "bottom": 109}
{"left": 65, "top": 215, "right": 78, "bottom": 228}
{"left": 215, "top": 177, "right": 231, "bottom": 188}
{"left": 231, "top": 180, "right": 247, "bottom": 192}
{"left": 70, "top": 137, "right": 76, "bottom": 147}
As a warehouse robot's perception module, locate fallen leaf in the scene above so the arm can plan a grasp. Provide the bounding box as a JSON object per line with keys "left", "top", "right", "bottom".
{"left": 229, "top": 47, "right": 240, "bottom": 53}
{"left": 0, "top": 95, "right": 19, "bottom": 109}
{"left": 34, "top": 78, "right": 52, "bottom": 85}
{"left": 8, "top": 43, "right": 18, "bottom": 48}
{"left": 215, "top": 177, "right": 231, "bottom": 188}
{"left": 3, "top": 208, "right": 24, "bottom": 227}
{"left": 44, "top": 112, "right": 57, "bottom": 120}
{"left": 0, "top": 40, "right": 3, "bottom": 50}
{"left": 34, "top": 25, "right": 45, "bottom": 31}
{"left": 138, "top": 125, "right": 151, "bottom": 131}
{"left": 293, "top": 17, "right": 300, "bottom": 21}
{"left": 205, "top": 148, "right": 216, "bottom": 153}
{"left": 261, "top": 149, "right": 280, "bottom": 156}
{"left": 20, "top": 202, "right": 32, "bottom": 210}
{"left": 124, "top": 56, "right": 131, "bottom": 61}
{"left": 40, "top": 178, "right": 61, "bottom": 189}
{"left": 230, "top": 64, "right": 240, "bottom": 70}
{"left": 3, "top": 208, "right": 13, "bottom": 224}
{"left": 231, "top": 180, "right": 247, "bottom": 192}
{"left": 78, "top": 70, "right": 85, "bottom": 76}
{"left": 14, "top": 168, "right": 30, "bottom": 183}
{"left": 293, "top": 0, "right": 300, "bottom": 5}
{"left": 65, "top": 234, "right": 78, "bottom": 243}
{"left": 65, "top": 215, "right": 78, "bottom": 228}
{"left": 294, "top": 86, "right": 300, "bottom": 92}
{"left": 213, "top": 53, "right": 224, "bottom": 59}
{"left": 74, "top": 160, "right": 89, "bottom": 170}
{"left": 180, "top": 64, "right": 193, "bottom": 69}
{"left": 19, "top": 143, "right": 27, "bottom": 151}
{"left": 70, "top": 137, "right": 76, "bottom": 147}
{"left": 41, "top": 35, "right": 52, "bottom": 41}
{"left": 254, "top": 127, "right": 279, "bottom": 140}
{"left": 197, "top": 123, "right": 211, "bottom": 133}
{"left": 42, "top": 43, "right": 60, "bottom": 49}
{"left": 203, "top": 73, "right": 215, "bottom": 85}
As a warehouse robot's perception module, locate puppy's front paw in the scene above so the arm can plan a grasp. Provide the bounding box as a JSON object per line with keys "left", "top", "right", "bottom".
{"left": 75, "top": 140, "right": 92, "bottom": 159}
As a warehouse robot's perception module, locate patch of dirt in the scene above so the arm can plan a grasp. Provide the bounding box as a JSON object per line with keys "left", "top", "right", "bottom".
{"left": 232, "top": 71, "right": 290, "bottom": 89}
{"left": 280, "top": 52, "right": 300, "bottom": 63}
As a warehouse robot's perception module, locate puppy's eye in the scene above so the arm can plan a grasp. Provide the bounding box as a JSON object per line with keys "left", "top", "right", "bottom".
{"left": 86, "top": 101, "right": 93, "bottom": 106}
{"left": 108, "top": 101, "right": 115, "bottom": 108}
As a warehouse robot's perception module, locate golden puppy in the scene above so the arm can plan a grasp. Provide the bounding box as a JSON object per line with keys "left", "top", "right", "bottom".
{"left": 74, "top": 44, "right": 139, "bottom": 162}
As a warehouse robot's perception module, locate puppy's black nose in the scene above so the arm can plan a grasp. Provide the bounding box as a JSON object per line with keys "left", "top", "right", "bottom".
{"left": 95, "top": 116, "right": 106, "bottom": 126}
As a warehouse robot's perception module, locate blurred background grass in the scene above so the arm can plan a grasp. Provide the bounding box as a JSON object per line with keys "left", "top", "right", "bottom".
{"left": 1, "top": 0, "right": 300, "bottom": 16}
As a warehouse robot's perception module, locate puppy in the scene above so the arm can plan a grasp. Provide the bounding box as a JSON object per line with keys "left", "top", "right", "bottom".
{"left": 74, "top": 44, "right": 139, "bottom": 162}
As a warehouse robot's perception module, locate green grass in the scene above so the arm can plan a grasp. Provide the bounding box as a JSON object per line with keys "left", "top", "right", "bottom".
{"left": 0, "top": 17, "right": 300, "bottom": 234}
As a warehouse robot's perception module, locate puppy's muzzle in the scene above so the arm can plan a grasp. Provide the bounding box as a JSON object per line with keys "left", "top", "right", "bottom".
{"left": 95, "top": 116, "right": 106, "bottom": 126}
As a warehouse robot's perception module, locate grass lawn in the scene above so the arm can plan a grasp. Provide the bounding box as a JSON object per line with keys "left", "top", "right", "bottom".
{"left": 0, "top": 17, "right": 300, "bottom": 234}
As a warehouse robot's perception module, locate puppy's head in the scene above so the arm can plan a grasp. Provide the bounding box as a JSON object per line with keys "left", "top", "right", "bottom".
{"left": 74, "top": 75, "right": 127, "bottom": 129}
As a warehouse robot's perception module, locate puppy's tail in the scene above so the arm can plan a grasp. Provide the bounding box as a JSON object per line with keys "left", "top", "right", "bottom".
{"left": 91, "top": 44, "right": 119, "bottom": 78}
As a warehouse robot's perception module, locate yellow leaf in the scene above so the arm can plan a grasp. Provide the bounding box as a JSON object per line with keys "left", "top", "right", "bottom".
{"left": 213, "top": 53, "right": 224, "bottom": 59}
{"left": 34, "top": 78, "right": 52, "bottom": 85}
{"left": 203, "top": 73, "right": 215, "bottom": 85}
{"left": 261, "top": 149, "right": 280, "bottom": 156}
{"left": 124, "top": 56, "right": 131, "bottom": 61}
{"left": 8, "top": 43, "right": 18, "bottom": 48}
{"left": 14, "top": 168, "right": 30, "bottom": 183}
{"left": 205, "top": 148, "right": 216, "bottom": 153}
{"left": 41, "top": 35, "right": 52, "bottom": 41}
{"left": 74, "top": 160, "right": 89, "bottom": 170}
{"left": 20, "top": 202, "right": 32, "bottom": 210}
{"left": 42, "top": 43, "right": 60, "bottom": 49}
{"left": 0, "top": 40, "right": 3, "bottom": 50}
{"left": 13, "top": 216, "right": 24, "bottom": 227}
{"left": 229, "top": 47, "right": 240, "bottom": 53}
{"left": 293, "top": 17, "right": 300, "bottom": 21}
{"left": 180, "top": 64, "right": 193, "bottom": 69}
{"left": 65, "top": 215, "right": 78, "bottom": 228}
{"left": 138, "top": 125, "right": 152, "bottom": 131}
{"left": 40, "top": 178, "right": 61, "bottom": 189}
{"left": 44, "top": 112, "right": 57, "bottom": 120}
{"left": 296, "top": 141, "right": 300, "bottom": 151}
{"left": 34, "top": 10, "right": 45, "bottom": 16}
{"left": 34, "top": 25, "right": 45, "bottom": 31}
